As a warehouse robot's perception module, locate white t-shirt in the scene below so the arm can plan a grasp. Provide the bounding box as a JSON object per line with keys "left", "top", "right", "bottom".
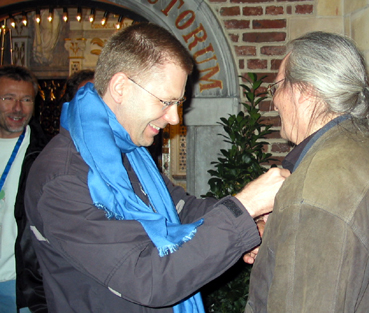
{"left": 0, "top": 126, "right": 30, "bottom": 282}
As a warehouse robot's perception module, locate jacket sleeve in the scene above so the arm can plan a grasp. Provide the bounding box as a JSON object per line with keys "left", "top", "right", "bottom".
{"left": 30, "top": 174, "right": 260, "bottom": 308}
{"left": 161, "top": 173, "right": 218, "bottom": 223}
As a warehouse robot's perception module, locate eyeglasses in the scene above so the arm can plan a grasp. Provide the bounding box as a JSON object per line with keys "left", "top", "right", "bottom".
{"left": 267, "top": 79, "right": 285, "bottom": 98}
{"left": 127, "top": 77, "right": 186, "bottom": 110}
{"left": 0, "top": 96, "right": 34, "bottom": 106}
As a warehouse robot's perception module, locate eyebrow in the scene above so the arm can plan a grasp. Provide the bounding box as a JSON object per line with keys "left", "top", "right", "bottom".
{"left": 1, "top": 93, "right": 33, "bottom": 98}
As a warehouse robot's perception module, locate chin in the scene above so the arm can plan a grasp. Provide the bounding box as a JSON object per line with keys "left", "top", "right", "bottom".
{"left": 9, "top": 126, "right": 26, "bottom": 133}
{"left": 138, "top": 139, "right": 154, "bottom": 147}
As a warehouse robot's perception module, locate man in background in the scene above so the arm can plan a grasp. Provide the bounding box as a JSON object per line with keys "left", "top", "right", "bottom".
{"left": 60, "top": 69, "right": 95, "bottom": 104}
{"left": 0, "top": 65, "right": 48, "bottom": 312}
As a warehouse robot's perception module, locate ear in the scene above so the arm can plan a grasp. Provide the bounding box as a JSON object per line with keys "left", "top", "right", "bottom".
{"left": 297, "top": 84, "right": 315, "bottom": 105}
{"left": 107, "top": 72, "right": 129, "bottom": 104}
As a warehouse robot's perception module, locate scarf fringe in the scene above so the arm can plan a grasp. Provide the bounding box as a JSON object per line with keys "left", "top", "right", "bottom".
{"left": 95, "top": 202, "right": 125, "bottom": 220}
{"left": 158, "top": 223, "right": 202, "bottom": 257}
{"left": 96, "top": 201, "right": 204, "bottom": 257}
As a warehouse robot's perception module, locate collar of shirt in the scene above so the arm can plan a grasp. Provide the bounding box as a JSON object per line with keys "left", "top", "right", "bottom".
{"left": 282, "top": 134, "right": 313, "bottom": 172}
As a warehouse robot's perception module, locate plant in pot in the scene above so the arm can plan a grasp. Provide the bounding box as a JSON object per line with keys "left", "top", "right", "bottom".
{"left": 201, "top": 73, "right": 275, "bottom": 313}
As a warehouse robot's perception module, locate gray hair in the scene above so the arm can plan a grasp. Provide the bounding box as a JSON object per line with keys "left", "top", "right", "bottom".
{"left": 284, "top": 31, "right": 369, "bottom": 128}
{"left": 0, "top": 65, "right": 38, "bottom": 95}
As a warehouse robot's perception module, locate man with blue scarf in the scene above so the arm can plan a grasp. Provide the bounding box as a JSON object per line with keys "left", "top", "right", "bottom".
{"left": 24, "top": 23, "right": 289, "bottom": 313}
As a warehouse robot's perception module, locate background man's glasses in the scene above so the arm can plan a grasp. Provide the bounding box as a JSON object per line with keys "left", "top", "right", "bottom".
{"left": 0, "top": 96, "right": 34, "bottom": 106}
{"left": 267, "top": 79, "right": 285, "bottom": 98}
{"left": 127, "top": 77, "right": 186, "bottom": 110}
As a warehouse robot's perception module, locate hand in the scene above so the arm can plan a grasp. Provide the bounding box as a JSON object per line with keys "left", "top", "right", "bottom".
{"left": 243, "top": 218, "right": 266, "bottom": 264}
{"left": 235, "top": 167, "right": 290, "bottom": 218}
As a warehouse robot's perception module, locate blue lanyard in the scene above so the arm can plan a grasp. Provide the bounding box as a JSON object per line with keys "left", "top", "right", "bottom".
{"left": 0, "top": 128, "right": 26, "bottom": 191}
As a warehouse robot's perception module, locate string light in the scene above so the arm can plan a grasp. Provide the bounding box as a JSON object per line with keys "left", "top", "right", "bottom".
{"left": 89, "top": 8, "right": 95, "bottom": 23}
{"left": 22, "top": 12, "right": 28, "bottom": 26}
{"left": 35, "top": 9, "right": 41, "bottom": 24}
{"left": 76, "top": 7, "right": 82, "bottom": 22}
{"left": 1, "top": 8, "right": 128, "bottom": 31}
{"left": 62, "top": 8, "right": 68, "bottom": 23}
{"left": 9, "top": 14, "right": 16, "bottom": 28}
{"left": 101, "top": 11, "right": 108, "bottom": 26}
{"left": 115, "top": 15, "right": 123, "bottom": 30}
{"left": 48, "top": 8, "right": 53, "bottom": 23}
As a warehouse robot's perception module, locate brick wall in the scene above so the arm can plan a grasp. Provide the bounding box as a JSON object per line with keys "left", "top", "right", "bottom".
{"left": 205, "top": 0, "right": 317, "bottom": 164}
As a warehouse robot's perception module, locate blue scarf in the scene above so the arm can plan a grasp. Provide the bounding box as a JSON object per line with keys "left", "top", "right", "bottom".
{"left": 60, "top": 83, "right": 204, "bottom": 313}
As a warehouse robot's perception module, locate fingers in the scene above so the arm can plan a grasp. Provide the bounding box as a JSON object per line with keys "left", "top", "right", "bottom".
{"left": 267, "top": 167, "right": 291, "bottom": 178}
{"left": 243, "top": 248, "right": 259, "bottom": 264}
{"left": 280, "top": 168, "right": 291, "bottom": 178}
{"left": 235, "top": 167, "right": 290, "bottom": 218}
{"left": 256, "top": 219, "right": 266, "bottom": 237}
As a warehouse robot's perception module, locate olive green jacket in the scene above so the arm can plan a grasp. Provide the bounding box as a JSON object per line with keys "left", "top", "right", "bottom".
{"left": 246, "top": 119, "right": 369, "bottom": 313}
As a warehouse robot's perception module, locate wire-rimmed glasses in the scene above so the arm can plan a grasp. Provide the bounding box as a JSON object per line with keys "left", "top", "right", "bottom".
{"left": 0, "top": 96, "right": 34, "bottom": 106}
{"left": 127, "top": 77, "right": 186, "bottom": 110}
{"left": 267, "top": 79, "right": 285, "bottom": 98}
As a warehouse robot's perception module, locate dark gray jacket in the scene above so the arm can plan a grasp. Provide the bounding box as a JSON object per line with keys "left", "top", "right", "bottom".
{"left": 25, "top": 127, "right": 260, "bottom": 313}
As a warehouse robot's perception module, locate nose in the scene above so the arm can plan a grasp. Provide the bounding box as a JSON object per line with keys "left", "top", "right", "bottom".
{"left": 164, "top": 105, "right": 180, "bottom": 125}
{"left": 12, "top": 99, "right": 23, "bottom": 112}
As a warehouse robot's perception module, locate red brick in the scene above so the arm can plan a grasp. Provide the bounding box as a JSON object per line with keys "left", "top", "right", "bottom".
{"left": 220, "top": 6, "right": 241, "bottom": 16}
{"left": 296, "top": 5, "right": 313, "bottom": 14}
{"left": 266, "top": 6, "right": 284, "bottom": 15}
{"left": 229, "top": 33, "right": 239, "bottom": 42}
{"left": 259, "top": 100, "right": 275, "bottom": 112}
{"left": 243, "top": 32, "right": 286, "bottom": 42}
{"left": 262, "top": 73, "right": 278, "bottom": 83}
{"left": 262, "top": 143, "right": 269, "bottom": 153}
{"left": 243, "top": 6, "right": 263, "bottom": 16}
{"left": 239, "top": 72, "right": 267, "bottom": 83}
{"left": 261, "top": 45, "right": 287, "bottom": 55}
{"left": 253, "top": 19, "right": 286, "bottom": 29}
{"left": 267, "top": 116, "right": 281, "bottom": 127}
{"left": 239, "top": 59, "right": 245, "bottom": 69}
{"left": 262, "top": 156, "right": 283, "bottom": 166}
{"left": 271, "top": 143, "right": 292, "bottom": 153}
{"left": 287, "top": 5, "right": 292, "bottom": 14}
{"left": 247, "top": 59, "right": 267, "bottom": 69}
{"left": 256, "top": 86, "right": 268, "bottom": 95}
{"left": 241, "top": 73, "right": 276, "bottom": 84}
{"left": 235, "top": 45, "right": 257, "bottom": 56}
{"left": 265, "top": 129, "right": 282, "bottom": 139}
{"left": 271, "top": 58, "right": 283, "bottom": 70}
{"left": 224, "top": 19, "right": 250, "bottom": 29}
{"left": 260, "top": 116, "right": 280, "bottom": 126}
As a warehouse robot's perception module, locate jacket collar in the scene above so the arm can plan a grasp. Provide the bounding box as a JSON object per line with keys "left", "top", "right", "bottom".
{"left": 282, "top": 115, "right": 350, "bottom": 173}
